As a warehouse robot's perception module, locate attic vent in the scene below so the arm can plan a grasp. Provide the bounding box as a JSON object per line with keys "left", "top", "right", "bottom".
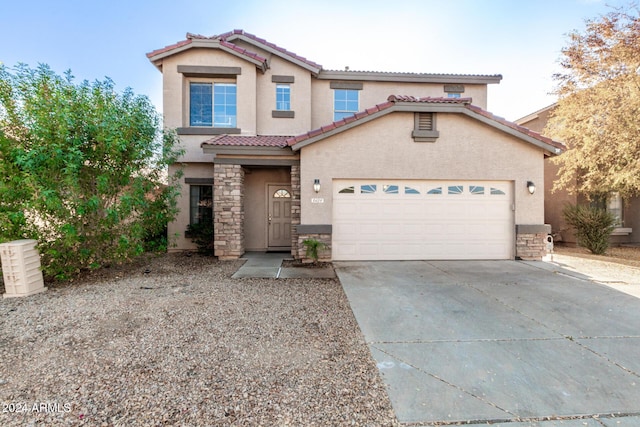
{"left": 412, "top": 112, "right": 439, "bottom": 142}
{"left": 417, "top": 113, "right": 434, "bottom": 131}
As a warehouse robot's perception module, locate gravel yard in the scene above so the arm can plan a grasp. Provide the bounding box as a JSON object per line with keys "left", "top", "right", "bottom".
{"left": 0, "top": 254, "right": 397, "bottom": 426}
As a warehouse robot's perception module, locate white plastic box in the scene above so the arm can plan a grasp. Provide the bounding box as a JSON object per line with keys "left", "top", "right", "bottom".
{"left": 1, "top": 239, "right": 47, "bottom": 298}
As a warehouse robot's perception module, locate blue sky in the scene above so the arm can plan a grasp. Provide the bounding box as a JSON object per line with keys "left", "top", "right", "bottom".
{"left": 0, "top": 0, "right": 630, "bottom": 121}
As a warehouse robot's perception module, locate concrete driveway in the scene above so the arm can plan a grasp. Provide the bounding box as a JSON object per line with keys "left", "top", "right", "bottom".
{"left": 335, "top": 260, "right": 640, "bottom": 426}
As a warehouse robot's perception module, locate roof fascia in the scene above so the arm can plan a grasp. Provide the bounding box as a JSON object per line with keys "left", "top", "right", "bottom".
{"left": 460, "top": 109, "right": 561, "bottom": 155}
{"left": 317, "top": 70, "right": 503, "bottom": 84}
{"left": 226, "top": 34, "right": 322, "bottom": 75}
{"left": 291, "top": 108, "right": 394, "bottom": 151}
{"left": 514, "top": 103, "right": 557, "bottom": 125}
{"left": 293, "top": 102, "right": 561, "bottom": 155}
{"left": 147, "top": 39, "right": 265, "bottom": 70}
{"left": 214, "top": 158, "right": 300, "bottom": 166}
{"left": 148, "top": 42, "right": 193, "bottom": 67}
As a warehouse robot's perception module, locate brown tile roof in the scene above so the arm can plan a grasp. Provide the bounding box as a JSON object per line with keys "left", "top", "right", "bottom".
{"left": 218, "top": 29, "right": 323, "bottom": 70}
{"left": 146, "top": 32, "right": 268, "bottom": 67}
{"left": 201, "top": 135, "right": 292, "bottom": 148}
{"left": 286, "top": 96, "right": 565, "bottom": 152}
{"left": 146, "top": 39, "right": 192, "bottom": 59}
{"left": 147, "top": 30, "right": 321, "bottom": 71}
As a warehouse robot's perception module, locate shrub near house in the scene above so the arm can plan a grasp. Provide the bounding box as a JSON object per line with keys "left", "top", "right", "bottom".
{"left": 0, "top": 64, "right": 183, "bottom": 280}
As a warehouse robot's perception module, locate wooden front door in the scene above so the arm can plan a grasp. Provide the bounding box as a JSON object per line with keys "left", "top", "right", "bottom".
{"left": 268, "top": 184, "right": 292, "bottom": 248}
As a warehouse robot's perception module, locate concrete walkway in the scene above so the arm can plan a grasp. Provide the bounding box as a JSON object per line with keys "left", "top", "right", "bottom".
{"left": 231, "top": 252, "right": 336, "bottom": 279}
{"left": 537, "top": 253, "right": 640, "bottom": 299}
{"left": 336, "top": 260, "right": 640, "bottom": 426}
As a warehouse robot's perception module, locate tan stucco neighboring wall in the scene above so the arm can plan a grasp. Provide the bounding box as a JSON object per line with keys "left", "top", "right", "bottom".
{"left": 310, "top": 81, "right": 488, "bottom": 129}
{"left": 161, "top": 48, "right": 258, "bottom": 161}
{"left": 544, "top": 158, "right": 577, "bottom": 242}
{"left": 168, "top": 163, "right": 215, "bottom": 251}
{"left": 299, "top": 112, "right": 545, "bottom": 225}
{"left": 256, "top": 56, "right": 312, "bottom": 136}
{"left": 244, "top": 168, "right": 291, "bottom": 251}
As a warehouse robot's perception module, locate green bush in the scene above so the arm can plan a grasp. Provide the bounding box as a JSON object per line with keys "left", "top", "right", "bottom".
{"left": 186, "top": 222, "right": 214, "bottom": 255}
{"left": 0, "top": 64, "right": 183, "bottom": 280}
{"left": 302, "top": 238, "right": 325, "bottom": 263}
{"left": 563, "top": 204, "right": 616, "bottom": 255}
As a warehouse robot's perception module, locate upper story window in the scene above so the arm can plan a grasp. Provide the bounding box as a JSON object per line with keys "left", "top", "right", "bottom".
{"left": 334, "top": 89, "right": 359, "bottom": 121}
{"left": 276, "top": 84, "right": 291, "bottom": 111}
{"left": 447, "top": 93, "right": 461, "bottom": 99}
{"left": 189, "top": 82, "right": 237, "bottom": 128}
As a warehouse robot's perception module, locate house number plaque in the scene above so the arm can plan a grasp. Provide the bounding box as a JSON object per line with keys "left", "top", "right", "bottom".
{"left": 311, "top": 198, "right": 324, "bottom": 204}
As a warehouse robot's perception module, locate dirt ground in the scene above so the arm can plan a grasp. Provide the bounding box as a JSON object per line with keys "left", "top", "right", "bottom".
{"left": 553, "top": 244, "right": 640, "bottom": 268}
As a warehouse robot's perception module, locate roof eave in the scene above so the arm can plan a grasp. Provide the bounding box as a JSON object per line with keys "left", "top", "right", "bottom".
{"left": 317, "top": 70, "right": 503, "bottom": 84}
{"left": 291, "top": 108, "right": 394, "bottom": 151}
{"left": 514, "top": 102, "right": 558, "bottom": 126}
{"left": 225, "top": 33, "right": 321, "bottom": 75}
{"left": 292, "top": 102, "right": 563, "bottom": 155}
{"left": 146, "top": 39, "right": 267, "bottom": 72}
{"left": 461, "top": 109, "right": 563, "bottom": 156}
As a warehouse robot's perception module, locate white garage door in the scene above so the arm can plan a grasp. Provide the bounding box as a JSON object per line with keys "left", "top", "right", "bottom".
{"left": 332, "top": 180, "right": 514, "bottom": 260}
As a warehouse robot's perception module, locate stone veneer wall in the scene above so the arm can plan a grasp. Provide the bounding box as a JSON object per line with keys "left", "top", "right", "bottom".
{"left": 515, "top": 224, "right": 551, "bottom": 261}
{"left": 213, "top": 163, "right": 245, "bottom": 260}
{"left": 290, "top": 164, "right": 301, "bottom": 258}
{"left": 296, "top": 233, "right": 332, "bottom": 263}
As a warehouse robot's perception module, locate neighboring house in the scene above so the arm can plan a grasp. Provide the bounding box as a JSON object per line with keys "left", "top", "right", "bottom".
{"left": 516, "top": 104, "right": 638, "bottom": 245}
{"left": 147, "top": 30, "right": 563, "bottom": 261}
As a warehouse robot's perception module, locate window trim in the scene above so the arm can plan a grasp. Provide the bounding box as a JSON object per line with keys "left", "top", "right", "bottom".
{"left": 184, "top": 77, "right": 237, "bottom": 130}
{"left": 275, "top": 83, "right": 291, "bottom": 111}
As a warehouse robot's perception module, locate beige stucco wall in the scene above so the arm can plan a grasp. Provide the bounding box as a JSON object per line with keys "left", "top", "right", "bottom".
{"left": 299, "top": 112, "right": 545, "bottom": 225}
{"left": 310, "top": 81, "right": 488, "bottom": 129}
{"left": 168, "top": 162, "right": 215, "bottom": 251}
{"left": 244, "top": 168, "right": 291, "bottom": 251}
{"left": 256, "top": 56, "right": 312, "bottom": 136}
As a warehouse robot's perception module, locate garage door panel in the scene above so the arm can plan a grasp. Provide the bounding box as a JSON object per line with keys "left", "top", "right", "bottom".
{"left": 333, "top": 180, "right": 514, "bottom": 261}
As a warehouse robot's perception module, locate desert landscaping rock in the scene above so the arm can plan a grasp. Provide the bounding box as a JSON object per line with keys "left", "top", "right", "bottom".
{"left": 0, "top": 254, "right": 397, "bottom": 426}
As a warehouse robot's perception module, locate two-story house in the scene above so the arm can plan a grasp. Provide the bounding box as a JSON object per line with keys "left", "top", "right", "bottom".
{"left": 147, "top": 30, "right": 563, "bottom": 261}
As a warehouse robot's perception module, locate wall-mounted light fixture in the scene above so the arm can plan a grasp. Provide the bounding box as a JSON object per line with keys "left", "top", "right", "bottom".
{"left": 527, "top": 181, "right": 536, "bottom": 195}
{"left": 313, "top": 179, "right": 321, "bottom": 193}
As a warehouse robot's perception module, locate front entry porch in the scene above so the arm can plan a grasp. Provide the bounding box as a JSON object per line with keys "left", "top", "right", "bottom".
{"left": 213, "top": 163, "right": 301, "bottom": 259}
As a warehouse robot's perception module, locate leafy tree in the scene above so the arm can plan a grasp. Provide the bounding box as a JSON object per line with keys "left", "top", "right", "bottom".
{"left": 0, "top": 64, "right": 184, "bottom": 280}
{"left": 547, "top": 5, "right": 640, "bottom": 199}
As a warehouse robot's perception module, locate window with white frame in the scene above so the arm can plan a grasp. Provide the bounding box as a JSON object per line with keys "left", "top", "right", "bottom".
{"left": 334, "top": 89, "right": 359, "bottom": 121}
{"left": 276, "top": 84, "right": 291, "bottom": 111}
{"left": 189, "top": 82, "right": 237, "bottom": 127}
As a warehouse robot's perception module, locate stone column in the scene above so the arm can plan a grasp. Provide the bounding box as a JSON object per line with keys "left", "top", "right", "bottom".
{"left": 213, "top": 163, "right": 244, "bottom": 260}
{"left": 515, "top": 224, "right": 551, "bottom": 261}
{"left": 290, "top": 164, "right": 301, "bottom": 258}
